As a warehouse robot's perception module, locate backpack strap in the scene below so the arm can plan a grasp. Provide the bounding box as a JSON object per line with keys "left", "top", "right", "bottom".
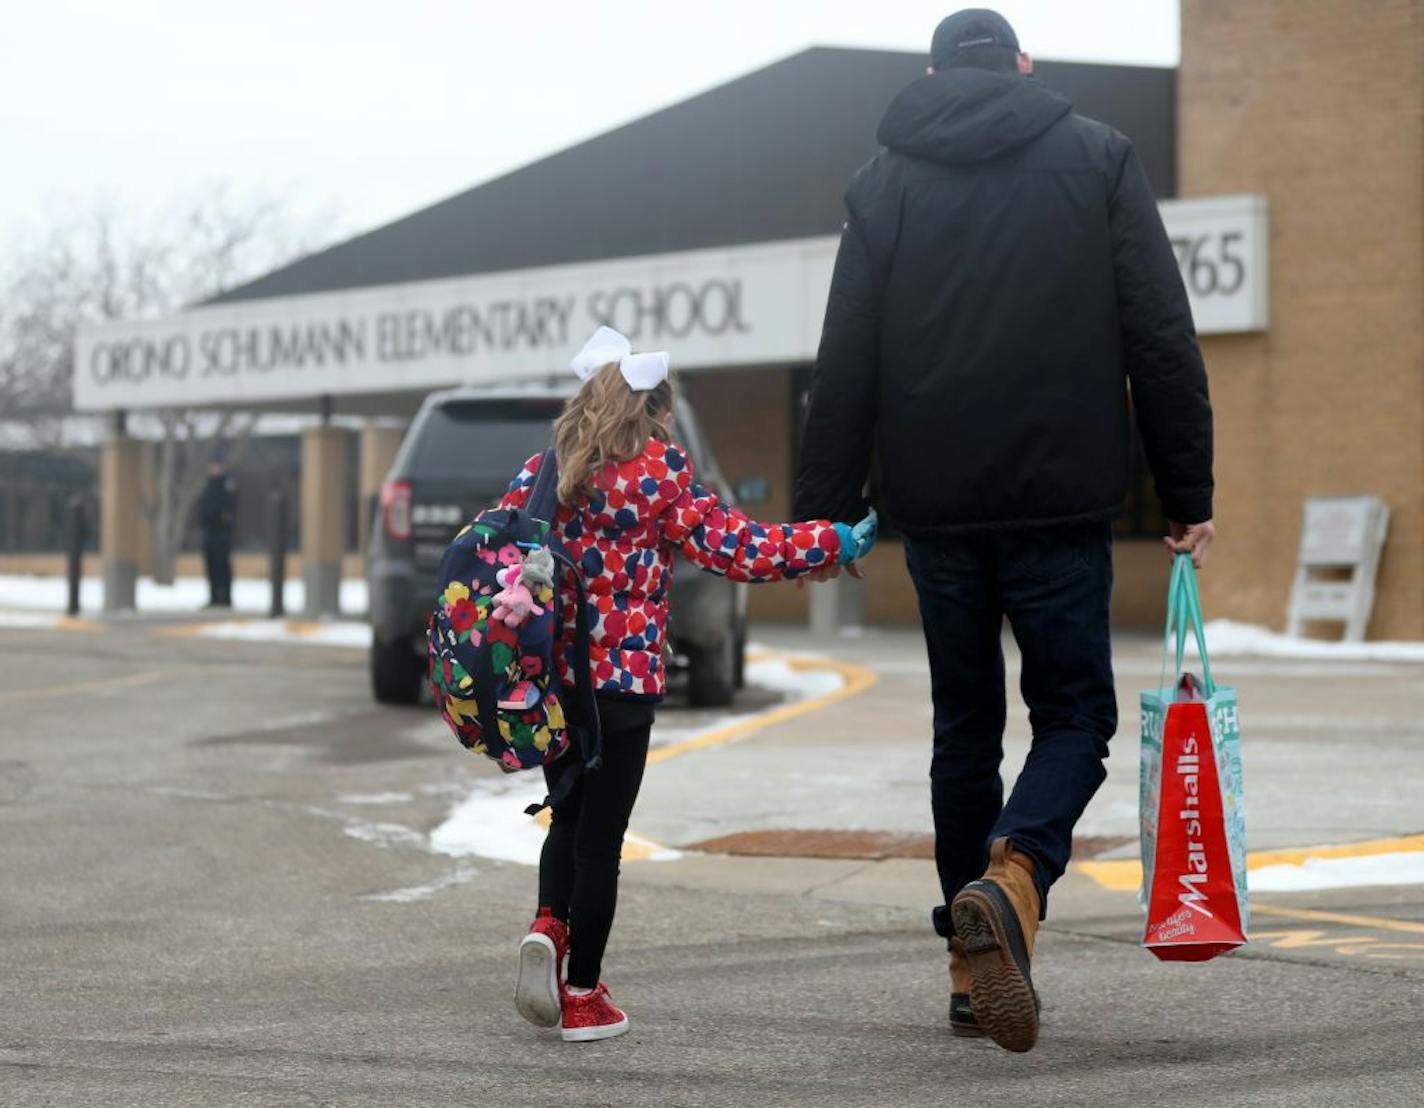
{"left": 520, "top": 456, "right": 605, "bottom": 816}
{"left": 526, "top": 448, "right": 560, "bottom": 524}
{"left": 559, "top": 546, "right": 604, "bottom": 773}
{"left": 522, "top": 550, "right": 604, "bottom": 815}
{"left": 527, "top": 448, "right": 602, "bottom": 771}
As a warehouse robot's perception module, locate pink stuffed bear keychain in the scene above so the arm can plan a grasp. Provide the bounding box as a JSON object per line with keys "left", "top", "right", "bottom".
{"left": 491, "top": 564, "right": 544, "bottom": 627}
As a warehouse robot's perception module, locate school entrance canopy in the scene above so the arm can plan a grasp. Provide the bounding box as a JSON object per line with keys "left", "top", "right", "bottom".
{"left": 76, "top": 47, "right": 1215, "bottom": 616}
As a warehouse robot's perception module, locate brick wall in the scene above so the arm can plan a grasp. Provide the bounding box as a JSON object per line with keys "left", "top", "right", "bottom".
{"left": 1180, "top": 0, "right": 1424, "bottom": 638}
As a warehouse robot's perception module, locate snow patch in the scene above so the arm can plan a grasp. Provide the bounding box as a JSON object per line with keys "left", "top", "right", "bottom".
{"left": 1197, "top": 620, "right": 1424, "bottom": 663}
{"left": 1250, "top": 851, "right": 1424, "bottom": 892}
{"left": 195, "top": 619, "right": 372, "bottom": 648}
{"left": 361, "top": 865, "right": 482, "bottom": 903}
{"left": 0, "top": 574, "right": 368, "bottom": 617}
{"left": 0, "top": 611, "right": 63, "bottom": 629}
{"left": 339, "top": 791, "right": 414, "bottom": 806}
{"left": 428, "top": 652, "right": 846, "bottom": 866}
{"left": 342, "top": 820, "right": 425, "bottom": 849}
{"left": 745, "top": 654, "right": 844, "bottom": 699}
{"left": 430, "top": 777, "right": 550, "bottom": 866}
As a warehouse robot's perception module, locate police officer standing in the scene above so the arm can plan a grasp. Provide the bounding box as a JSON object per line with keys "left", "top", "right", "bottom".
{"left": 198, "top": 456, "right": 237, "bottom": 608}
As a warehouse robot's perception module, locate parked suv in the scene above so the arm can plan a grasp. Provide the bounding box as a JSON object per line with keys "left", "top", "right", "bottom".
{"left": 367, "top": 383, "right": 748, "bottom": 707}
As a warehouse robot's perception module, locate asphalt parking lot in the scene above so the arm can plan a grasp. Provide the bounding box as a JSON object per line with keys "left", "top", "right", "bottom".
{"left": 2, "top": 617, "right": 1423, "bottom": 1106}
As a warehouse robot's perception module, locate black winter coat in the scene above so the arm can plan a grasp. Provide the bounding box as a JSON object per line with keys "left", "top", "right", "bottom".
{"left": 794, "top": 68, "right": 1213, "bottom": 534}
{"left": 198, "top": 475, "right": 236, "bottom": 536}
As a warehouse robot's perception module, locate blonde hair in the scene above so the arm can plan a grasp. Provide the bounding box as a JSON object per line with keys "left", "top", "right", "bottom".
{"left": 553, "top": 361, "right": 673, "bottom": 504}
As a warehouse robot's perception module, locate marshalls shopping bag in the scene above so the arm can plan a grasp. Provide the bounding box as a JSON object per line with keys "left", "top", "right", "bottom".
{"left": 1139, "top": 554, "right": 1248, "bottom": 961}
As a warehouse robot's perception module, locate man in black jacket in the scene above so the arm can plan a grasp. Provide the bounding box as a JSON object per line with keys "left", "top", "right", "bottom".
{"left": 198, "top": 457, "right": 237, "bottom": 609}
{"left": 794, "top": 10, "right": 1215, "bottom": 1052}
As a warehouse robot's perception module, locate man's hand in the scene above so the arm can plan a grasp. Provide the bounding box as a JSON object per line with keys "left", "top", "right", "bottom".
{"left": 795, "top": 562, "right": 865, "bottom": 589}
{"left": 1165, "top": 519, "right": 1216, "bottom": 569}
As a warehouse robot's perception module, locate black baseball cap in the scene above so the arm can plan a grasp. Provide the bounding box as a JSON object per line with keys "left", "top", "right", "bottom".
{"left": 930, "top": 9, "right": 1021, "bottom": 68}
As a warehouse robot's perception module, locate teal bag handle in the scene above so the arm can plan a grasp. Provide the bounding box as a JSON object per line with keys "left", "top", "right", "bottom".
{"left": 1177, "top": 556, "right": 1215, "bottom": 695}
{"left": 1157, "top": 555, "right": 1187, "bottom": 695}
{"left": 1160, "top": 553, "right": 1216, "bottom": 697}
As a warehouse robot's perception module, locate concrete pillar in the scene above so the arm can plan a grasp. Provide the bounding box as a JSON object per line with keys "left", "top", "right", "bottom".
{"left": 301, "top": 425, "right": 350, "bottom": 617}
{"left": 136, "top": 441, "right": 157, "bottom": 577}
{"left": 357, "top": 420, "right": 407, "bottom": 552}
{"left": 808, "top": 571, "right": 865, "bottom": 637}
{"left": 100, "top": 420, "right": 143, "bottom": 612}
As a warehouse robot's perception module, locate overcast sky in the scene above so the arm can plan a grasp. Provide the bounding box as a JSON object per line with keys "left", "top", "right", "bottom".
{"left": 0, "top": 1, "right": 1178, "bottom": 249}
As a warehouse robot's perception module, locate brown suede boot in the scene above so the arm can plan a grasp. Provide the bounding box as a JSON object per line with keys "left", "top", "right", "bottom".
{"left": 950, "top": 836, "right": 1043, "bottom": 1053}
{"left": 948, "top": 939, "right": 983, "bottom": 1038}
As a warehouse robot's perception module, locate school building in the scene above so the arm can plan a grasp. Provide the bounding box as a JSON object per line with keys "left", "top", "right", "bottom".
{"left": 74, "top": 2, "right": 1424, "bottom": 638}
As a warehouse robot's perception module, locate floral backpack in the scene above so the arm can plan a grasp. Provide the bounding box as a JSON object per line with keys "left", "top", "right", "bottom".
{"left": 428, "top": 449, "right": 601, "bottom": 811}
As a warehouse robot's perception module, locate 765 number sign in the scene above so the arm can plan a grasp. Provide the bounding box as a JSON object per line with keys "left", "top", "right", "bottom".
{"left": 1171, "top": 231, "right": 1246, "bottom": 297}
{"left": 1158, "top": 195, "right": 1269, "bottom": 334}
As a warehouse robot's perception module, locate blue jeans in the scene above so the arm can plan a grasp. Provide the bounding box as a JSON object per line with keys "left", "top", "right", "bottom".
{"left": 903, "top": 523, "right": 1117, "bottom": 943}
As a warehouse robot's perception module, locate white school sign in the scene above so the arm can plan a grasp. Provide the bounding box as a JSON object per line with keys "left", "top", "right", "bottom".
{"left": 74, "top": 195, "right": 1268, "bottom": 413}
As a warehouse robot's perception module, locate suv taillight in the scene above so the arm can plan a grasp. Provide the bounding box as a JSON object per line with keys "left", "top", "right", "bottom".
{"left": 381, "top": 480, "right": 412, "bottom": 540}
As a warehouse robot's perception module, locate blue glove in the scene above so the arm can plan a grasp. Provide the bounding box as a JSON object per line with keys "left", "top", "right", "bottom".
{"left": 833, "top": 508, "right": 878, "bottom": 565}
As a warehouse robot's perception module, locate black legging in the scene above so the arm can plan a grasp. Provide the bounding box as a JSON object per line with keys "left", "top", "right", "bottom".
{"left": 537, "top": 694, "right": 655, "bottom": 988}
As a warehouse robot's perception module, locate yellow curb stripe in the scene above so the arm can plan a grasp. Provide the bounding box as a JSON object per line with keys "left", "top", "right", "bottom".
{"left": 0, "top": 668, "right": 174, "bottom": 706}
{"left": 53, "top": 616, "right": 102, "bottom": 633}
{"left": 1251, "top": 903, "right": 1424, "bottom": 936}
{"left": 1072, "top": 860, "right": 1142, "bottom": 893}
{"left": 0, "top": 614, "right": 103, "bottom": 633}
{"left": 1247, "top": 833, "right": 1424, "bottom": 868}
{"left": 620, "top": 831, "right": 673, "bottom": 862}
{"left": 624, "top": 653, "right": 874, "bottom": 862}
{"left": 1075, "top": 833, "right": 1424, "bottom": 894}
{"left": 645, "top": 656, "right": 878, "bottom": 767}
{"left": 531, "top": 795, "right": 667, "bottom": 861}
{"left": 154, "top": 621, "right": 239, "bottom": 638}
{"left": 157, "top": 619, "right": 331, "bottom": 641}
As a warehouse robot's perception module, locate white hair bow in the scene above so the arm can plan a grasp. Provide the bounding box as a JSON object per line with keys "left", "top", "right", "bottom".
{"left": 569, "top": 326, "right": 670, "bottom": 392}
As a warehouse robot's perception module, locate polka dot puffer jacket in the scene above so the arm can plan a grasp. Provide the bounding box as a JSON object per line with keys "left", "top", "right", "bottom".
{"left": 500, "top": 439, "right": 841, "bottom": 700}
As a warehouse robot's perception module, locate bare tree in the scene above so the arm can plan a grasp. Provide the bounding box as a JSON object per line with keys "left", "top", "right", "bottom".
{"left": 0, "top": 189, "right": 337, "bottom": 581}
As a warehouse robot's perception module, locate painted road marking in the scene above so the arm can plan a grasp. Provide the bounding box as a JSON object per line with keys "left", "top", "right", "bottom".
{"left": 1247, "top": 928, "right": 1424, "bottom": 961}
{"left": 1252, "top": 902, "right": 1424, "bottom": 935}
{"left": 54, "top": 616, "right": 101, "bottom": 633}
{"left": 646, "top": 655, "right": 878, "bottom": 767}
{"left": 1075, "top": 833, "right": 1424, "bottom": 892}
{"left": 0, "top": 668, "right": 175, "bottom": 705}
{"left": 1075, "top": 864, "right": 1424, "bottom": 963}
{"left": 155, "top": 619, "right": 296, "bottom": 638}
{"left": 1247, "top": 906, "right": 1424, "bottom": 962}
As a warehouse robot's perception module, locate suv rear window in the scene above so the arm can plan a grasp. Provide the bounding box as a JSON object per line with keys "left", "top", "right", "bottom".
{"left": 405, "top": 399, "right": 561, "bottom": 482}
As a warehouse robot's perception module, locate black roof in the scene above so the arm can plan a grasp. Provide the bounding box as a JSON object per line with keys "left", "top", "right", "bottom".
{"left": 215, "top": 47, "right": 1175, "bottom": 304}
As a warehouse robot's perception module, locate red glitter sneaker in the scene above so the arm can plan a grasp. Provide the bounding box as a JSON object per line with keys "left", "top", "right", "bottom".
{"left": 560, "top": 983, "right": 629, "bottom": 1043}
{"left": 514, "top": 908, "right": 568, "bottom": 1028}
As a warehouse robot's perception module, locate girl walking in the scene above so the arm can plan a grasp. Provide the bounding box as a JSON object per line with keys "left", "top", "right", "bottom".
{"left": 506, "top": 326, "right": 876, "bottom": 1042}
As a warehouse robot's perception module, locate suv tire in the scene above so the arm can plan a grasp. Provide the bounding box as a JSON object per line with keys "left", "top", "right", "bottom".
{"left": 371, "top": 635, "right": 426, "bottom": 705}
{"left": 687, "top": 633, "right": 737, "bottom": 708}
